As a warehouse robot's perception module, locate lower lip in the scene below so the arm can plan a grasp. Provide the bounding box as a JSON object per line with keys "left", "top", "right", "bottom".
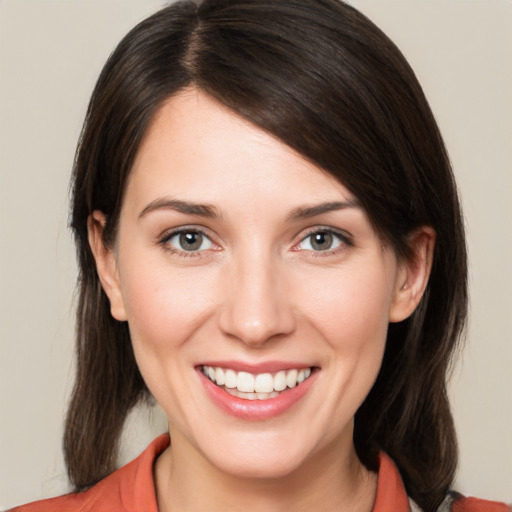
{"left": 198, "top": 369, "right": 317, "bottom": 421}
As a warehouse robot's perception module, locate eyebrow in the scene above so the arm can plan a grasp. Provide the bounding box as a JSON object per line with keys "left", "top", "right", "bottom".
{"left": 138, "top": 198, "right": 220, "bottom": 219}
{"left": 286, "top": 200, "right": 361, "bottom": 221}
{"left": 138, "top": 198, "right": 359, "bottom": 221}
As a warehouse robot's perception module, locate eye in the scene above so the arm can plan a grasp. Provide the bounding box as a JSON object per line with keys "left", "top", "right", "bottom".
{"left": 164, "top": 230, "right": 213, "bottom": 252}
{"left": 296, "top": 230, "right": 346, "bottom": 252}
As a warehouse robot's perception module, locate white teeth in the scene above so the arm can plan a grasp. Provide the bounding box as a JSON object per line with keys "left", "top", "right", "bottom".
{"left": 254, "top": 373, "right": 274, "bottom": 393}
{"left": 238, "top": 390, "right": 257, "bottom": 400}
{"left": 237, "top": 372, "right": 255, "bottom": 392}
{"left": 215, "top": 367, "right": 225, "bottom": 386}
{"left": 202, "top": 365, "right": 314, "bottom": 397}
{"left": 286, "top": 369, "right": 298, "bottom": 388}
{"left": 226, "top": 388, "right": 280, "bottom": 400}
{"left": 273, "top": 371, "right": 287, "bottom": 391}
{"left": 224, "top": 369, "right": 237, "bottom": 389}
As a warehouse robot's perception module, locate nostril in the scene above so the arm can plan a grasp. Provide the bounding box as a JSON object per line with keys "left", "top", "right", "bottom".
{"left": 217, "top": 300, "right": 296, "bottom": 347}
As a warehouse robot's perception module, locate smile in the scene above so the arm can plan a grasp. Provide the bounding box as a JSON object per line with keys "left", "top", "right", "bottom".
{"left": 201, "top": 365, "right": 313, "bottom": 400}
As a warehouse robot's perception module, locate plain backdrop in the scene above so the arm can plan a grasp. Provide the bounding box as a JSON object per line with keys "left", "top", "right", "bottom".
{"left": 0, "top": 0, "right": 511, "bottom": 509}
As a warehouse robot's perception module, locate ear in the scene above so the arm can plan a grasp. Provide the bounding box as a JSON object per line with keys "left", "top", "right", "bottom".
{"left": 389, "top": 226, "right": 436, "bottom": 323}
{"left": 87, "top": 211, "right": 128, "bottom": 321}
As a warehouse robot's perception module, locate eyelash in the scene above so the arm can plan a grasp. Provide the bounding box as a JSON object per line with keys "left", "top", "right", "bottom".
{"left": 294, "top": 227, "right": 353, "bottom": 256}
{"left": 158, "top": 228, "right": 215, "bottom": 257}
{"left": 158, "top": 227, "right": 353, "bottom": 257}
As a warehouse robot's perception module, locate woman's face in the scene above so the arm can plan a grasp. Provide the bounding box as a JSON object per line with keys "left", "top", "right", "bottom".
{"left": 91, "top": 89, "right": 428, "bottom": 479}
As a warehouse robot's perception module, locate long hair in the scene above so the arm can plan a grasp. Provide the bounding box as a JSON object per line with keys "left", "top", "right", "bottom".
{"left": 65, "top": 2, "right": 467, "bottom": 510}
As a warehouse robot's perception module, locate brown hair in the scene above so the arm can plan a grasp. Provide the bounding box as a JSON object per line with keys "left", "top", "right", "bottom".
{"left": 65, "top": 1, "right": 467, "bottom": 511}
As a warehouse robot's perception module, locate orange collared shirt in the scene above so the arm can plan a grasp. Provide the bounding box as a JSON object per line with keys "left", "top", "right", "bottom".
{"left": 11, "top": 435, "right": 510, "bottom": 512}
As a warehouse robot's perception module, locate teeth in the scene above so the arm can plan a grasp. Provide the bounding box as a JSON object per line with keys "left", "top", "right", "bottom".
{"left": 215, "top": 367, "right": 225, "bottom": 386}
{"left": 274, "top": 371, "right": 287, "bottom": 391}
{"left": 202, "top": 365, "right": 314, "bottom": 397}
{"left": 254, "top": 373, "right": 274, "bottom": 393}
{"left": 237, "top": 372, "right": 254, "bottom": 393}
{"left": 286, "top": 369, "right": 298, "bottom": 388}
{"left": 224, "top": 369, "right": 237, "bottom": 389}
{"left": 226, "top": 387, "right": 280, "bottom": 400}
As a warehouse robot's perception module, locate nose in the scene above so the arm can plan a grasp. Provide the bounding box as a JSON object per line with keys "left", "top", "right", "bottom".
{"left": 217, "top": 252, "right": 296, "bottom": 347}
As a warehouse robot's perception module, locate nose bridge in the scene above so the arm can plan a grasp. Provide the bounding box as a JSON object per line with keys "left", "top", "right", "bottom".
{"left": 218, "top": 242, "right": 295, "bottom": 346}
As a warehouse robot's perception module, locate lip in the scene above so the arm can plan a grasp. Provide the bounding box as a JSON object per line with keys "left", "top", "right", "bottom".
{"left": 197, "top": 364, "right": 318, "bottom": 421}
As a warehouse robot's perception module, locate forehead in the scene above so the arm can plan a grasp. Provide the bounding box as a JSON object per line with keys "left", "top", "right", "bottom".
{"left": 126, "top": 88, "right": 358, "bottom": 216}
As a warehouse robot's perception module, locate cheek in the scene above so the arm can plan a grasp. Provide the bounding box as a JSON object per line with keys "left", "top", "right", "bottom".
{"left": 119, "top": 259, "right": 214, "bottom": 345}
{"left": 299, "top": 261, "right": 395, "bottom": 352}
{"left": 298, "top": 263, "right": 394, "bottom": 427}
{"left": 116, "top": 256, "right": 220, "bottom": 420}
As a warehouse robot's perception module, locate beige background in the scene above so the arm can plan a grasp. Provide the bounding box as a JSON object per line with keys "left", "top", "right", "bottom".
{"left": 0, "top": 0, "right": 510, "bottom": 509}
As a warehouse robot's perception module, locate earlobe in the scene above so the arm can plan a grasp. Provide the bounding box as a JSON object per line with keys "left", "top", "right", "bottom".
{"left": 389, "top": 227, "right": 436, "bottom": 323}
{"left": 87, "top": 211, "right": 128, "bottom": 321}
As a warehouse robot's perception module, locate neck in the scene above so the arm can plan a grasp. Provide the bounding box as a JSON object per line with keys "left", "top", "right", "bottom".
{"left": 155, "top": 427, "right": 378, "bottom": 512}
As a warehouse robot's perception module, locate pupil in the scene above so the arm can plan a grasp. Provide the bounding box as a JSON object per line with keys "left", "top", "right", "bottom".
{"left": 180, "top": 232, "right": 202, "bottom": 251}
{"left": 312, "top": 232, "right": 332, "bottom": 251}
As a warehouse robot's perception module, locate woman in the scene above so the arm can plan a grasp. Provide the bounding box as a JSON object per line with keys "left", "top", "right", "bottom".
{"left": 10, "top": 1, "right": 510, "bottom": 511}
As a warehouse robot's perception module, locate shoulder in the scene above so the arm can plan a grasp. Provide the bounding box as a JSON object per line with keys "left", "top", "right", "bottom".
{"left": 377, "top": 453, "right": 510, "bottom": 512}
{"left": 412, "top": 489, "right": 511, "bottom": 512}
{"left": 449, "top": 493, "right": 511, "bottom": 512}
{"left": 9, "top": 434, "right": 170, "bottom": 512}
{"left": 8, "top": 492, "right": 97, "bottom": 512}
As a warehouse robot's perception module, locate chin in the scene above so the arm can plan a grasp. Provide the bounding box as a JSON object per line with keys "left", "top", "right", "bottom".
{"left": 186, "top": 425, "right": 311, "bottom": 480}
{"left": 207, "top": 447, "right": 307, "bottom": 480}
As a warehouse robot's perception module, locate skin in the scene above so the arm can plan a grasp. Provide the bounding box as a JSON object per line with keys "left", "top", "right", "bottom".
{"left": 89, "top": 88, "right": 434, "bottom": 512}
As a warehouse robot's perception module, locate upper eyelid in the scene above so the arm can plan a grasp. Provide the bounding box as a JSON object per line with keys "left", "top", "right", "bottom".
{"left": 159, "top": 225, "right": 213, "bottom": 242}
{"left": 297, "top": 226, "right": 352, "bottom": 242}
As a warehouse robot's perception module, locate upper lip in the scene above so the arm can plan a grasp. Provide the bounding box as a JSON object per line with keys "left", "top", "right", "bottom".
{"left": 197, "top": 360, "right": 315, "bottom": 374}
